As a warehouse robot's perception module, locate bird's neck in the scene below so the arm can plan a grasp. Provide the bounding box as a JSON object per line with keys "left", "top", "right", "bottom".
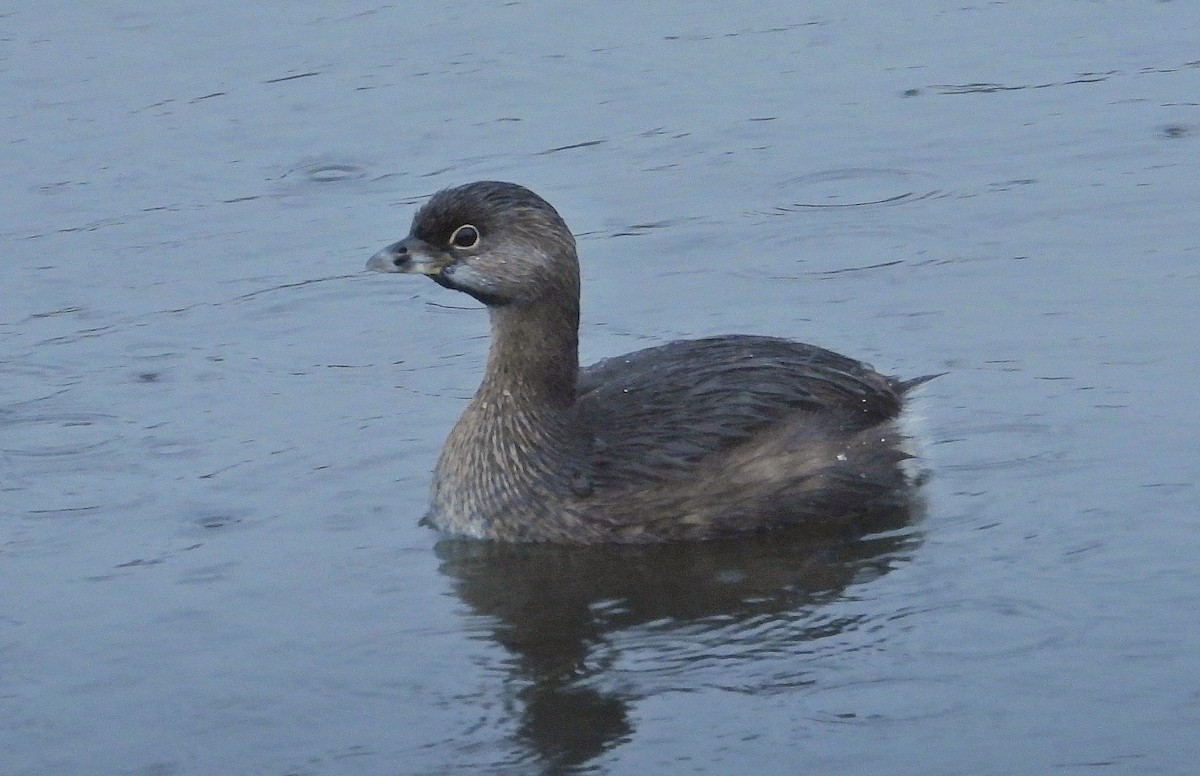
{"left": 429, "top": 294, "right": 587, "bottom": 539}
{"left": 480, "top": 297, "right": 580, "bottom": 408}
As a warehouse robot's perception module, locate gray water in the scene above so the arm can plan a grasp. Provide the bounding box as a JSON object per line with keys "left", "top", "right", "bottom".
{"left": 4, "top": 2, "right": 1199, "bottom": 775}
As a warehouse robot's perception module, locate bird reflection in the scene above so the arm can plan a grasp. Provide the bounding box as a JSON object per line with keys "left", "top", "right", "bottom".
{"left": 434, "top": 502, "right": 923, "bottom": 773}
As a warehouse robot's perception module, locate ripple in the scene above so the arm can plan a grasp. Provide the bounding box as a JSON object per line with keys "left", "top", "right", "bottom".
{"left": 897, "top": 597, "right": 1067, "bottom": 660}
{"left": 931, "top": 72, "right": 1114, "bottom": 95}
{"left": 0, "top": 412, "right": 120, "bottom": 457}
{"left": 933, "top": 421, "right": 1061, "bottom": 473}
{"left": 766, "top": 168, "right": 942, "bottom": 212}
{"left": 144, "top": 437, "right": 199, "bottom": 458}
{"left": 125, "top": 342, "right": 184, "bottom": 362}
{"left": 302, "top": 163, "right": 368, "bottom": 183}
{"left": 267, "top": 159, "right": 376, "bottom": 201}
{"left": 20, "top": 472, "right": 155, "bottom": 519}
{"left": 176, "top": 505, "right": 254, "bottom": 536}
{"left": 0, "top": 361, "right": 80, "bottom": 406}
{"left": 806, "top": 676, "right": 962, "bottom": 723}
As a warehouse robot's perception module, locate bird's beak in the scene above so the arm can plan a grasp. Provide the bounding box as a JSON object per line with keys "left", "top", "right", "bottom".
{"left": 366, "top": 236, "right": 446, "bottom": 275}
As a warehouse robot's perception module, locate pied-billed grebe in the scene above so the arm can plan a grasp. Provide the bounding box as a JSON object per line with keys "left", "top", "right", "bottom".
{"left": 367, "top": 181, "right": 935, "bottom": 543}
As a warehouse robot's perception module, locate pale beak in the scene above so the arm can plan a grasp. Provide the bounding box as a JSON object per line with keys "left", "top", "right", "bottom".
{"left": 366, "top": 237, "right": 445, "bottom": 275}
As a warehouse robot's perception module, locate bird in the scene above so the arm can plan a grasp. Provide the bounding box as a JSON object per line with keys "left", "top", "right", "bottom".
{"left": 366, "top": 180, "right": 936, "bottom": 543}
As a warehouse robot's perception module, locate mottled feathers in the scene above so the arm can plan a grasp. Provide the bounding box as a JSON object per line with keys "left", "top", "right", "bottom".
{"left": 368, "top": 181, "right": 936, "bottom": 542}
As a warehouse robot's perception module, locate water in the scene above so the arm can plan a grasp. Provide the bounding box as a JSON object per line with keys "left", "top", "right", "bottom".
{"left": 3, "top": 2, "right": 1199, "bottom": 774}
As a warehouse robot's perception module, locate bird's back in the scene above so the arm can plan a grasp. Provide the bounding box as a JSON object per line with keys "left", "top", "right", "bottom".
{"left": 573, "top": 335, "right": 925, "bottom": 540}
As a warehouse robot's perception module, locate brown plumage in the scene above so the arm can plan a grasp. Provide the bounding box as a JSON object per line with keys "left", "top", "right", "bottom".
{"left": 367, "top": 181, "right": 936, "bottom": 542}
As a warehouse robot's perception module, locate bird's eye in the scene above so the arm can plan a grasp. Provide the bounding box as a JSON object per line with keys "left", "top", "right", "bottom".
{"left": 449, "top": 224, "right": 480, "bottom": 249}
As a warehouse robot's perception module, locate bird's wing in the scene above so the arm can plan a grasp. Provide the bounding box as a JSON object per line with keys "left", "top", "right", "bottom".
{"left": 575, "top": 335, "right": 904, "bottom": 483}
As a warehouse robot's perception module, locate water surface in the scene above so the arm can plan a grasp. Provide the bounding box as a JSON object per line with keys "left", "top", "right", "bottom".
{"left": 3, "top": 2, "right": 1199, "bottom": 774}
